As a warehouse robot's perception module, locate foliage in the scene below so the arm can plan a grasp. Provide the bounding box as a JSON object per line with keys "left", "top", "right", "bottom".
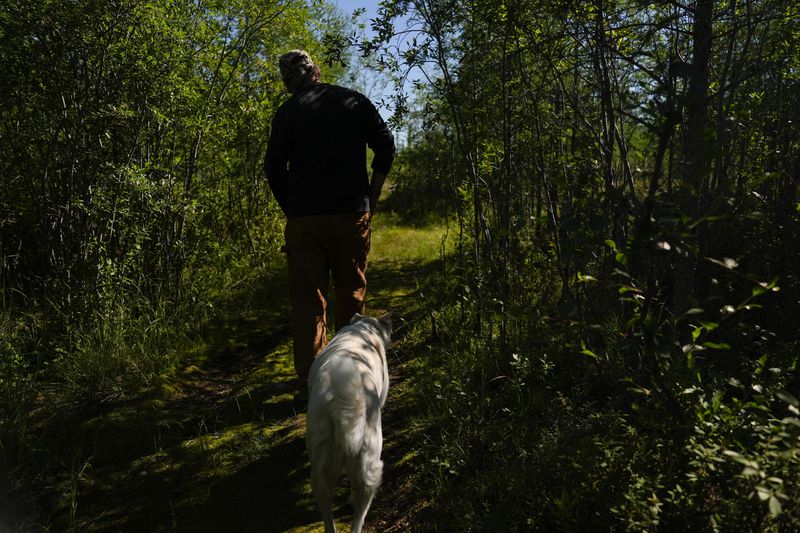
{"left": 0, "top": 314, "right": 39, "bottom": 454}
{"left": 366, "top": 0, "right": 800, "bottom": 528}
{"left": 2, "top": 0, "right": 799, "bottom": 528}
{"left": 0, "top": 0, "right": 351, "bottom": 522}
{"left": 380, "top": 121, "right": 458, "bottom": 226}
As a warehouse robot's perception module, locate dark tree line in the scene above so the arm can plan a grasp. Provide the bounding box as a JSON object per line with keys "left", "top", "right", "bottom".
{"left": 0, "top": 0, "right": 346, "bottom": 480}
{"left": 1, "top": 0, "right": 311, "bottom": 311}
{"left": 372, "top": 0, "right": 800, "bottom": 528}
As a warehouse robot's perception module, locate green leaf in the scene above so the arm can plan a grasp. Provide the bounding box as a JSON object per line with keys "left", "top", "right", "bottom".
{"left": 776, "top": 391, "right": 799, "bottom": 407}
{"left": 701, "top": 342, "right": 731, "bottom": 350}
{"left": 618, "top": 285, "right": 641, "bottom": 295}
{"left": 752, "top": 285, "right": 767, "bottom": 297}
{"left": 706, "top": 256, "right": 739, "bottom": 269}
{"left": 580, "top": 341, "right": 598, "bottom": 359}
{"left": 682, "top": 344, "right": 705, "bottom": 353}
{"left": 769, "top": 495, "right": 782, "bottom": 516}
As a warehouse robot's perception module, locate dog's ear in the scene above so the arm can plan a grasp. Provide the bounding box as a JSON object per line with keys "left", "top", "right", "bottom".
{"left": 349, "top": 313, "right": 364, "bottom": 325}
{"left": 378, "top": 311, "right": 393, "bottom": 337}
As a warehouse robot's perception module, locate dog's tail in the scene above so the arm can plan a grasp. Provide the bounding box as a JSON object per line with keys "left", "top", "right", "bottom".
{"left": 362, "top": 455, "right": 383, "bottom": 490}
{"left": 333, "top": 391, "right": 368, "bottom": 456}
{"left": 341, "top": 418, "right": 383, "bottom": 500}
{"left": 334, "top": 381, "right": 384, "bottom": 491}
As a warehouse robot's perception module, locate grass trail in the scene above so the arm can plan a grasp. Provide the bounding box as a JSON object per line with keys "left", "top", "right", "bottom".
{"left": 30, "top": 214, "right": 449, "bottom": 532}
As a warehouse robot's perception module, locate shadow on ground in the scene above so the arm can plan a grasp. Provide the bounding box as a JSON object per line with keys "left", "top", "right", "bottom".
{"left": 9, "top": 253, "right": 443, "bottom": 532}
{"left": 174, "top": 428, "right": 319, "bottom": 532}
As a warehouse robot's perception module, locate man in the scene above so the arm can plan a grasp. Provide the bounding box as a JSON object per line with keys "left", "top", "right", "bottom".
{"left": 264, "top": 50, "right": 395, "bottom": 384}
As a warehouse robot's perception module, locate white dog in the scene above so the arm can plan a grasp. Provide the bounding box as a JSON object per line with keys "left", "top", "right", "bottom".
{"left": 306, "top": 313, "right": 391, "bottom": 533}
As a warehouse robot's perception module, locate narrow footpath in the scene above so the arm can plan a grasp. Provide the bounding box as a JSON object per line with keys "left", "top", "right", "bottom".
{"left": 40, "top": 216, "right": 446, "bottom": 532}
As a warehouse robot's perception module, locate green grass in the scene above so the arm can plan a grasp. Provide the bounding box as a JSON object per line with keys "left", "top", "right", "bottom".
{"left": 4, "top": 213, "right": 450, "bottom": 532}
{"left": 371, "top": 212, "right": 455, "bottom": 264}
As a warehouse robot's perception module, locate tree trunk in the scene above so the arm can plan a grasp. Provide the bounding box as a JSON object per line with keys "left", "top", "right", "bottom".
{"left": 674, "top": 0, "right": 714, "bottom": 311}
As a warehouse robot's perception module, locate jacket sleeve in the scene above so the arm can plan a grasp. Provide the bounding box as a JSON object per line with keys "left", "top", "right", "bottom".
{"left": 264, "top": 109, "right": 290, "bottom": 215}
{"left": 361, "top": 96, "right": 395, "bottom": 175}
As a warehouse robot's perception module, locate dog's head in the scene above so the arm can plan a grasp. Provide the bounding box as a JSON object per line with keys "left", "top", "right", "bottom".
{"left": 350, "top": 312, "right": 392, "bottom": 346}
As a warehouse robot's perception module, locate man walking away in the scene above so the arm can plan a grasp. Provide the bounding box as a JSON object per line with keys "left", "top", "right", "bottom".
{"left": 264, "top": 50, "right": 395, "bottom": 386}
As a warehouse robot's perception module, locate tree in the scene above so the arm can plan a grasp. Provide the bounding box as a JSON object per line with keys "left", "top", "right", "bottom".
{"left": 366, "top": 0, "right": 800, "bottom": 528}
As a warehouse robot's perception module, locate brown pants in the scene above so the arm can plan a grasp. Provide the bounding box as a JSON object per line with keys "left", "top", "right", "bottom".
{"left": 285, "top": 212, "right": 371, "bottom": 381}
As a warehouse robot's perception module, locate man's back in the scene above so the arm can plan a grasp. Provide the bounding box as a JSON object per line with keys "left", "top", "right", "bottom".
{"left": 265, "top": 83, "right": 395, "bottom": 217}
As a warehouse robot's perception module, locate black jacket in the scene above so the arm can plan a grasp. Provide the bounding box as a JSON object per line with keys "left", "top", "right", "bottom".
{"left": 264, "top": 83, "right": 395, "bottom": 218}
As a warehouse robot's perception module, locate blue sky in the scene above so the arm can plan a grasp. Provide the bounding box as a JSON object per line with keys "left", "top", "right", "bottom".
{"left": 333, "top": 0, "right": 380, "bottom": 23}
{"left": 331, "top": 0, "right": 397, "bottom": 120}
{"left": 329, "top": 0, "right": 422, "bottom": 143}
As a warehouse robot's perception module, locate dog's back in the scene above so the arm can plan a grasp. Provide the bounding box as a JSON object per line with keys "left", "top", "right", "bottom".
{"left": 307, "top": 314, "right": 391, "bottom": 533}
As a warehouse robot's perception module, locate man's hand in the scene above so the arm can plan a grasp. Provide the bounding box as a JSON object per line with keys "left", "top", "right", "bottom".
{"left": 369, "top": 171, "right": 388, "bottom": 213}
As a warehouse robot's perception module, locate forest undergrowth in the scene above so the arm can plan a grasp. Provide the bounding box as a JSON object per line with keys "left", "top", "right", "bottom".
{"left": 0, "top": 210, "right": 452, "bottom": 532}
{"left": 3, "top": 192, "right": 799, "bottom": 532}
{"left": 3, "top": 0, "right": 800, "bottom": 530}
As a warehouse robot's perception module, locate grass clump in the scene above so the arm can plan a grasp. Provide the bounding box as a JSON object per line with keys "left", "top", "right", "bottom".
{"left": 371, "top": 212, "right": 455, "bottom": 264}
{"left": 395, "top": 258, "right": 800, "bottom": 531}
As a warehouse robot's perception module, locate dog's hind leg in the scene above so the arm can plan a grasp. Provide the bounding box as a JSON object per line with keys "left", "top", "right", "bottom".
{"left": 348, "top": 426, "right": 383, "bottom": 533}
{"left": 349, "top": 401, "right": 384, "bottom": 533}
{"left": 350, "top": 491, "right": 374, "bottom": 533}
{"left": 311, "top": 448, "right": 341, "bottom": 533}
{"left": 348, "top": 454, "right": 382, "bottom": 533}
{"left": 309, "top": 417, "right": 343, "bottom": 533}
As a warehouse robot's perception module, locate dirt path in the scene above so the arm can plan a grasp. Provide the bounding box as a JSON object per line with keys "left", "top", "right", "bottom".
{"left": 33, "top": 254, "right": 434, "bottom": 532}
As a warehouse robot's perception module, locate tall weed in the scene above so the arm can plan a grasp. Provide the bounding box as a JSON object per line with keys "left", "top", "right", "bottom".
{"left": 0, "top": 312, "right": 40, "bottom": 467}
{"left": 54, "top": 293, "right": 182, "bottom": 405}
{"left": 406, "top": 261, "right": 800, "bottom": 531}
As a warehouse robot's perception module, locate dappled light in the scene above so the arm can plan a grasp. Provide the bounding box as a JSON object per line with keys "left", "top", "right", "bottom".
{"left": 2, "top": 0, "right": 799, "bottom": 530}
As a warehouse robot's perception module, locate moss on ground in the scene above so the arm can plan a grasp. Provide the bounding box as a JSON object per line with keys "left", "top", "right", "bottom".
{"left": 11, "top": 214, "right": 450, "bottom": 532}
